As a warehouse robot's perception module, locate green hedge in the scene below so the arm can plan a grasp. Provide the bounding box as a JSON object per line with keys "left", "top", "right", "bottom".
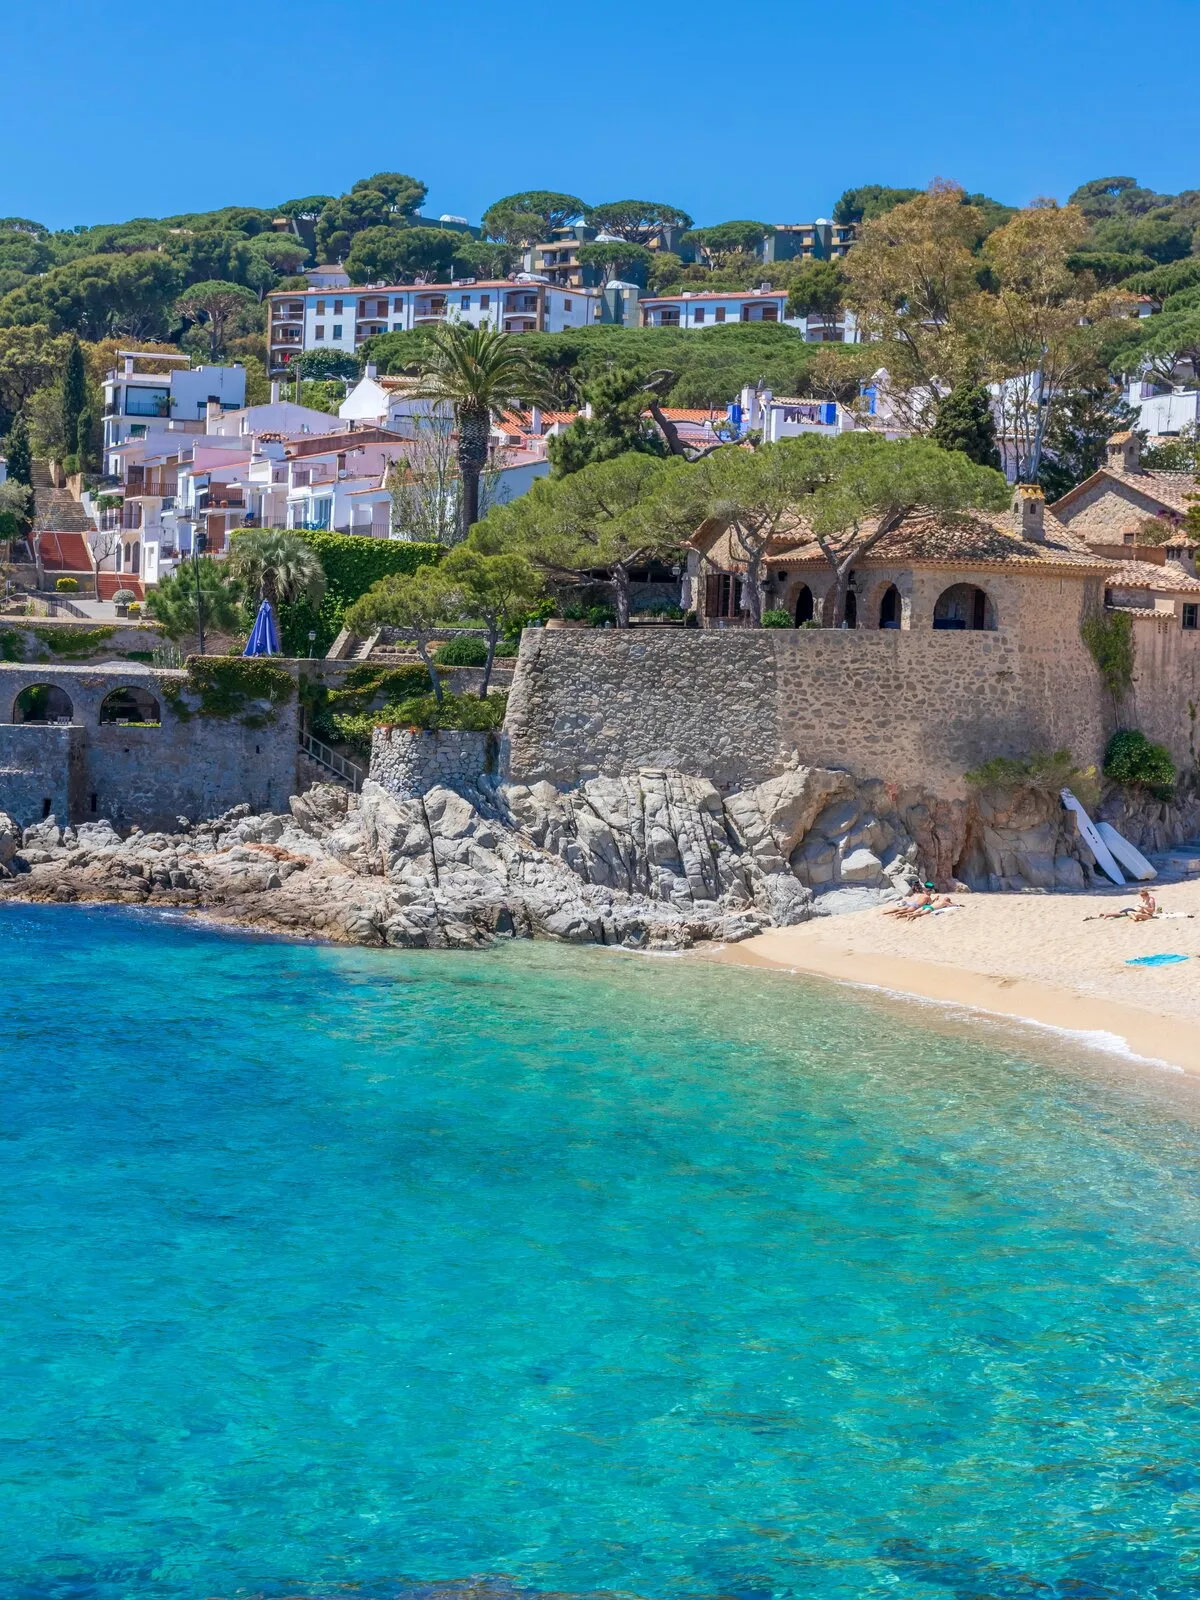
{"left": 279, "top": 531, "right": 442, "bottom": 655}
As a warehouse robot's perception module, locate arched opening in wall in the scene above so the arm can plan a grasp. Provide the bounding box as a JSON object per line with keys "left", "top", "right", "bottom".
{"left": 99, "top": 687, "right": 161, "bottom": 726}
{"left": 794, "top": 585, "right": 814, "bottom": 625}
{"left": 13, "top": 685, "right": 74, "bottom": 724}
{"left": 130, "top": 542, "right": 141, "bottom": 575}
{"left": 844, "top": 588, "right": 858, "bottom": 629}
{"left": 878, "top": 585, "right": 901, "bottom": 629}
{"left": 933, "top": 583, "right": 996, "bottom": 631}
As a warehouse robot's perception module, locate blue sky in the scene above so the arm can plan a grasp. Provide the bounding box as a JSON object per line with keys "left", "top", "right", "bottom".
{"left": 7, "top": 0, "right": 1200, "bottom": 232}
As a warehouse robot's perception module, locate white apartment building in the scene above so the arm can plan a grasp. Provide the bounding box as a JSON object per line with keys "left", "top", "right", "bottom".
{"left": 267, "top": 279, "right": 603, "bottom": 372}
{"left": 102, "top": 352, "right": 246, "bottom": 472}
{"left": 640, "top": 289, "right": 790, "bottom": 329}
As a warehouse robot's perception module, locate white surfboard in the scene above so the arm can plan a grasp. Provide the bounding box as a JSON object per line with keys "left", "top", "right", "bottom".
{"left": 1096, "top": 821, "right": 1157, "bottom": 881}
{"left": 1060, "top": 789, "right": 1125, "bottom": 885}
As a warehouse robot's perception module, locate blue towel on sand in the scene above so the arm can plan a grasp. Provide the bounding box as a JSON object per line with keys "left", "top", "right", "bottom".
{"left": 1126, "top": 953, "right": 1190, "bottom": 967}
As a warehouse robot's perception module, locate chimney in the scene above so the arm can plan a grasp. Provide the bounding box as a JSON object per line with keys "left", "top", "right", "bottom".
{"left": 1013, "top": 483, "right": 1045, "bottom": 541}
{"left": 123, "top": 356, "right": 134, "bottom": 376}
{"left": 530, "top": 405, "right": 544, "bottom": 436}
{"left": 1106, "top": 431, "right": 1141, "bottom": 474}
{"left": 365, "top": 362, "right": 377, "bottom": 380}
{"left": 270, "top": 380, "right": 280, "bottom": 403}
{"left": 206, "top": 400, "right": 220, "bottom": 427}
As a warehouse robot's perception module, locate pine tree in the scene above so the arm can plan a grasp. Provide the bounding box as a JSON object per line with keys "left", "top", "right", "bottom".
{"left": 60, "top": 335, "right": 88, "bottom": 456}
{"left": 930, "top": 384, "right": 1001, "bottom": 470}
{"left": 5, "top": 413, "right": 32, "bottom": 485}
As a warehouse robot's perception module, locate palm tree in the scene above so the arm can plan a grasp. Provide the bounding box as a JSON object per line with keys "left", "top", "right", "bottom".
{"left": 229, "top": 528, "right": 326, "bottom": 611}
{"left": 413, "top": 324, "right": 549, "bottom": 537}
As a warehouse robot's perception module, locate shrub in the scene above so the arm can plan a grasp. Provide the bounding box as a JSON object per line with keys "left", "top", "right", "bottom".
{"left": 761, "top": 609, "right": 792, "bottom": 628}
{"left": 61, "top": 453, "right": 80, "bottom": 476}
{"left": 1104, "top": 729, "right": 1176, "bottom": 798}
{"left": 965, "top": 749, "right": 1100, "bottom": 809}
{"left": 798, "top": 618, "right": 822, "bottom": 629}
{"left": 55, "top": 577, "right": 79, "bottom": 593}
{"left": 332, "top": 690, "right": 507, "bottom": 755}
{"left": 112, "top": 589, "right": 136, "bottom": 605}
{"left": 434, "top": 634, "right": 489, "bottom": 667}
{"left": 586, "top": 604, "right": 616, "bottom": 628}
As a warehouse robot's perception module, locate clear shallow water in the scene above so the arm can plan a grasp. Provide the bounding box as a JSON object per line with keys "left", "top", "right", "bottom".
{"left": 5, "top": 907, "right": 1200, "bottom": 1600}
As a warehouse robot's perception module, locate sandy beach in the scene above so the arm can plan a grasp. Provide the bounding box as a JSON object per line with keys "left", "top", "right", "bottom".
{"left": 713, "top": 874, "right": 1200, "bottom": 1073}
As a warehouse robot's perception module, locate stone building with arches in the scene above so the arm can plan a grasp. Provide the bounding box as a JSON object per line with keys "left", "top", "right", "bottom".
{"left": 0, "top": 663, "right": 298, "bottom": 830}
{"left": 689, "top": 484, "right": 1111, "bottom": 638}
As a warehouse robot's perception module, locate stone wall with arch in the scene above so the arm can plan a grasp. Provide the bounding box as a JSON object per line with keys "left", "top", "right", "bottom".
{"left": 0, "top": 664, "right": 298, "bottom": 829}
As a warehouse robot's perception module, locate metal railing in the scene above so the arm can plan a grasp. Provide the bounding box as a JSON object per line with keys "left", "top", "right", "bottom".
{"left": 300, "top": 731, "right": 365, "bottom": 792}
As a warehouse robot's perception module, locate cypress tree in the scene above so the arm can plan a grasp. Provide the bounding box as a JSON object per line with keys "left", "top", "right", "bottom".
{"left": 74, "top": 404, "right": 94, "bottom": 472}
{"left": 5, "top": 412, "right": 32, "bottom": 485}
{"left": 61, "top": 335, "right": 88, "bottom": 456}
{"left": 931, "top": 384, "right": 1001, "bottom": 470}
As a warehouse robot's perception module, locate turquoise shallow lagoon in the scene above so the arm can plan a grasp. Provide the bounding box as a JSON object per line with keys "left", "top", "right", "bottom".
{"left": 5, "top": 904, "right": 1200, "bottom": 1600}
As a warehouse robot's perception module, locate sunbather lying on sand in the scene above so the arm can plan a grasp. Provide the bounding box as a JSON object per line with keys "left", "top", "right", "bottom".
{"left": 884, "top": 885, "right": 958, "bottom": 921}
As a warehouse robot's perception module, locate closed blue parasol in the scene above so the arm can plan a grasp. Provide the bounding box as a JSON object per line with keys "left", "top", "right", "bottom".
{"left": 243, "top": 598, "right": 281, "bottom": 656}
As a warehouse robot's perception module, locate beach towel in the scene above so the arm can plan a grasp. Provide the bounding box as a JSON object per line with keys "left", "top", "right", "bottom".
{"left": 1126, "top": 953, "right": 1190, "bottom": 967}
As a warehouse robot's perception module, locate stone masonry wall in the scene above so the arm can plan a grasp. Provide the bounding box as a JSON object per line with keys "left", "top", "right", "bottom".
{"left": 371, "top": 728, "right": 504, "bottom": 800}
{"left": 0, "top": 664, "right": 298, "bottom": 830}
{"left": 0, "top": 726, "right": 83, "bottom": 827}
{"left": 505, "top": 587, "right": 1115, "bottom": 794}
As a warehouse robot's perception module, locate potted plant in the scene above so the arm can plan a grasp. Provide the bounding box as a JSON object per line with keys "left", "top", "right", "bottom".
{"left": 112, "top": 588, "right": 136, "bottom": 617}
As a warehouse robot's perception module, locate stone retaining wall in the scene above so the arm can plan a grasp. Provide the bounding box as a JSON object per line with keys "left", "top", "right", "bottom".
{"left": 504, "top": 619, "right": 1112, "bottom": 793}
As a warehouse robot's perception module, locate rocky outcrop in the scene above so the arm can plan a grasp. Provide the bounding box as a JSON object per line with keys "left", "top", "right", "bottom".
{"left": 0, "top": 766, "right": 853, "bottom": 951}
{"left": 6, "top": 757, "right": 1188, "bottom": 951}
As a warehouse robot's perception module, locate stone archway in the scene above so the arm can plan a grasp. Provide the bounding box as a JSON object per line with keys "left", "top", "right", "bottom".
{"left": 794, "top": 584, "right": 814, "bottom": 625}
{"left": 878, "top": 584, "right": 901, "bottom": 629}
{"left": 13, "top": 684, "right": 75, "bottom": 723}
{"left": 100, "top": 687, "right": 161, "bottom": 725}
{"left": 933, "top": 583, "right": 997, "bottom": 631}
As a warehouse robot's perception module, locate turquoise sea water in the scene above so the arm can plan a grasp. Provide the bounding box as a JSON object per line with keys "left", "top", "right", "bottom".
{"left": 5, "top": 906, "right": 1200, "bottom": 1600}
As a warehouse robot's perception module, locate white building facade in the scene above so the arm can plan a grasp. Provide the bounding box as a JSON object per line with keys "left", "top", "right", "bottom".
{"left": 267, "top": 280, "right": 603, "bottom": 372}
{"left": 102, "top": 353, "right": 246, "bottom": 472}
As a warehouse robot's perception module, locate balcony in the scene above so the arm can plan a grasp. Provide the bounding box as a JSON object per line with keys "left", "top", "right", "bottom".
{"left": 198, "top": 492, "right": 245, "bottom": 512}
{"left": 271, "top": 328, "right": 302, "bottom": 345}
{"left": 504, "top": 294, "right": 540, "bottom": 314}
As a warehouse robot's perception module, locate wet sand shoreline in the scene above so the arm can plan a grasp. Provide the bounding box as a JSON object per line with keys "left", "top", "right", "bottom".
{"left": 708, "top": 879, "right": 1200, "bottom": 1074}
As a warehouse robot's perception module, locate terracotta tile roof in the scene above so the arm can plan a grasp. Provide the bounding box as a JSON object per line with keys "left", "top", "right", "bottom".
{"left": 693, "top": 504, "right": 1112, "bottom": 573}
{"left": 1109, "top": 469, "right": 1198, "bottom": 514}
{"left": 1104, "top": 560, "right": 1200, "bottom": 593}
{"left": 659, "top": 408, "right": 726, "bottom": 423}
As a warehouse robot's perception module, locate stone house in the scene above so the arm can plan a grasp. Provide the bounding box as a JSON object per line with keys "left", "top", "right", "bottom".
{"left": 687, "top": 483, "right": 1113, "bottom": 637}
{"left": 1049, "top": 432, "right": 1196, "bottom": 563}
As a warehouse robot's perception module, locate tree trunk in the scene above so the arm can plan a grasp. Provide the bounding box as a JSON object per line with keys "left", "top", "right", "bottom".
{"left": 456, "top": 409, "right": 491, "bottom": 538}
{"left": 263, "top": 569, "right": 279, "bottom": 610}
{"left": 415, "top": 632, "right": 442, "bottom": 702}
{"left": 481, "top": 619, "right": 498, "bottom": 699}
{"left": 829, "top": 564, "right": 853, "bottom": 627}
{"left": 743, "top": 547, "right": 764, "bottom": 625}
{"left": 613, "top": 564, "right": 631, "bottom": 627}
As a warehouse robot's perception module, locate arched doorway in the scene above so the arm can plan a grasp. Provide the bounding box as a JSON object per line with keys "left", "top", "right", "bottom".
{"left": 13, "top": 685, "right": 74, "bottom": 723}
{"left": 794, "top": 585, "right": 814, "bottom": 625}
{"left": 933, "top": 583, "right": 996, "bottom": 631}
{"left": 844, "top": 589, "right": 858, "bottom": 629}
{"left": 878, "top": 585, "right": 901, "bottom": 629}
{"left": 99, "top": 687, "right": 161, "bottom": 725}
